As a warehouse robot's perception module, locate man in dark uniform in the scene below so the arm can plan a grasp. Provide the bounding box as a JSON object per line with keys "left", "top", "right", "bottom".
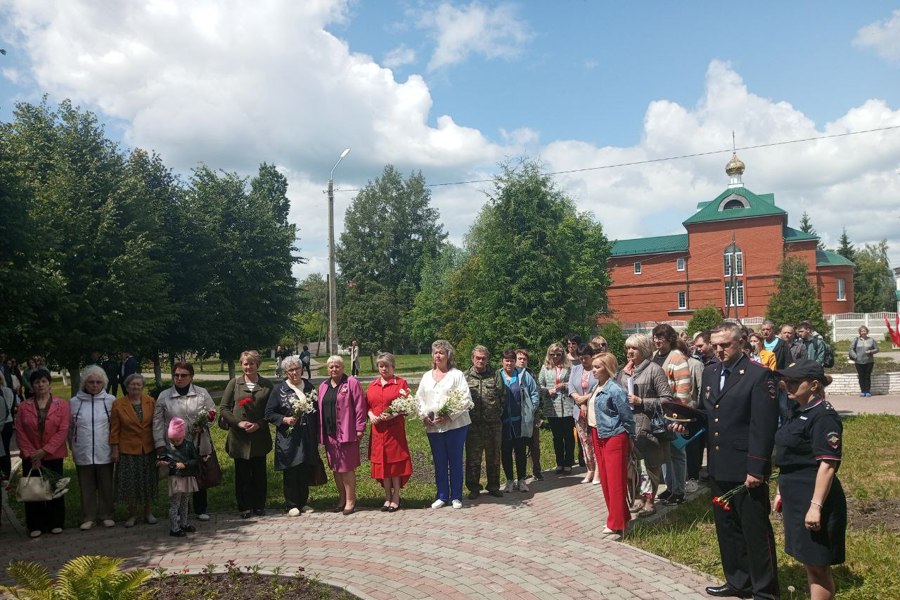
{"left": 464, "top": 345, "right": 504, "bottom": 499}
{"left": 702, "top": 322, "right": 780, "bottom": 599}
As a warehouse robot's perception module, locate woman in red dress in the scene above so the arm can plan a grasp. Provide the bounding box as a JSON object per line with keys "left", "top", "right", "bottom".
{"left": 366, "top": 352, "right": 413, "bottom": 512}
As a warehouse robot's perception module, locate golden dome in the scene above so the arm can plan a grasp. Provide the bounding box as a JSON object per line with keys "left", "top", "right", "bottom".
{"left": 725, "top": 152, "right": 745, "bottom": 177}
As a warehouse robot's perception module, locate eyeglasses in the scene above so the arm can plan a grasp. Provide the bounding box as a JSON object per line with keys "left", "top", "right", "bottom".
{"left": 173, "top": 373, "right": 192, "bottom": 379}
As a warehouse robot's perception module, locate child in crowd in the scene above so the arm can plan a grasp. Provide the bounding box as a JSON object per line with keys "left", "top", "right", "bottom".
{"left": 160, "top": 417, "right": 199, "bottom": 537}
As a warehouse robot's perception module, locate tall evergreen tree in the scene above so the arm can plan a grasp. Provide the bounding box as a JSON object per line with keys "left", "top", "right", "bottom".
{"left": 766, "top": 256, "right": 828, "bottom": 338}
{"left": 853, "top": 241, "right": 895, "bottom": 313}
{"left": 836, "top": 228, "right": 856, "bottom": 261}
{"left": 798, "top": 211, "right": 825, "bottom": 250}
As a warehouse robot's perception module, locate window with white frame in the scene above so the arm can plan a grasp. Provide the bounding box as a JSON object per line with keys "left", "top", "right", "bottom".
{"left": 677, "top": 290, "right": 687, "bottom": 310}
{"left": 634, "top": 262, "right": 642, "bottom": 274}
{"left": 837, "top": 278, "right": 846, "bottom": 301}
{"left": 676, "top": 257, "right": 685, "bottom": 272}
{"left": 725, "top": 281, "right": 745, "bottom": 307}
{"left": 723, "top": 248, "right": 744, "bottom": 276}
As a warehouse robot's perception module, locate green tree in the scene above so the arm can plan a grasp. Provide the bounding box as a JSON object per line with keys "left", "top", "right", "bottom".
{"left": 405, "top": 243, "right": 465, "bottom": 351}
{"left": 853, "top": 241, "right": 895, "bottom": 313}
{"left": 441, "top": 158, "right": 611, "bottom": 355}
{"left": 766, "top": 256, "right": 828, "bottom": 339}
{"left": 336, "top": 165, "right": 446, "bottom": 354}
{"left": 798, "top": 211, "right": 825, "bottom": 251}
{"left": 836, "top": 228, "right": 856, "bottom": 261}
{"left": 289, "top": 273, "right": 328, "bottom": 349}
{"left": 686, "top": 304, "right": 722, "bottom": 336}
{"left": 598, "top": 322, "right": 626, "bottom": 364}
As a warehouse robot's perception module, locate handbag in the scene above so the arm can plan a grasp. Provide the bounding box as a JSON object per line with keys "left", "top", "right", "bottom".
{"left": 197, "top": 432, "right": 223, "bottom": 489}
{"left": 632, "top": 412, "right": 665, "bottom": 467}
{"left": 309, "top": 459, "right": 328, "bottom": 487}
{"left": 17, "top": 468, "right": 53, "bottom": 502}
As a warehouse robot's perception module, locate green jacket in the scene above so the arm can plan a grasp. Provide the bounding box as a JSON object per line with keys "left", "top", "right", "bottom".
{"left": 465, "top": 366, "right": 503, "bottom": 424}
{"left": 220, "top": 375, "right": 274, "bottom": 459}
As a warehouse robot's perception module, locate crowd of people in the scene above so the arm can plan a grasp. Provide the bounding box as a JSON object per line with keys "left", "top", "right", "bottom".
{"left": 1, "top": 318, "right": 858, "bottom": 599}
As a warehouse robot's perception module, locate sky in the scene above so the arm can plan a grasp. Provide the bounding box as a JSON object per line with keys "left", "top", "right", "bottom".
{"left": 1, "top": 1, "right": 899, "bottom": 282}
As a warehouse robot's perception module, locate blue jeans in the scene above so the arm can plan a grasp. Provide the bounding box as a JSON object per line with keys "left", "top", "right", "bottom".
{"left": 427, "top": 425, "right": 469, "bottom": 502}
{"left": 663, "top": 442, "right": 687, "bottom": 495}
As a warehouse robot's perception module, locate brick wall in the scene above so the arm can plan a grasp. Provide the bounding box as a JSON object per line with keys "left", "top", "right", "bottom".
{"left": 827, "top": 371, "right": 900, "bottom": 395}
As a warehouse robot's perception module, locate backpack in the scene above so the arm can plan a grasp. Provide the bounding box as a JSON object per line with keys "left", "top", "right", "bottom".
{"left": 822, "top": 340, "right": 835, "bottom": 369}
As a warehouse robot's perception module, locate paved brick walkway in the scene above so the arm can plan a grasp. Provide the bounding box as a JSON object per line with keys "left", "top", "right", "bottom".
{"left": 2, "top": 472, "right": 717, "bottom": 599}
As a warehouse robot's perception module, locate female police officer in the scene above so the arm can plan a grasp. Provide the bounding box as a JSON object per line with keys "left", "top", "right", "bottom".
{"left": 774, "top": 359, "right": 846, "bottom": 600}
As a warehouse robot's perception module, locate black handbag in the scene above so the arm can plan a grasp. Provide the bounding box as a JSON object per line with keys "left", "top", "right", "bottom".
{"left": 310, "top": 458, "right": 328, "bottom": 487}
{"left": 197, "top": 433, "right": 223, "bottom": 489}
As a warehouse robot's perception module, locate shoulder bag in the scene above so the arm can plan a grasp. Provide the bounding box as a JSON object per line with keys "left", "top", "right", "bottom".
{"left": 197, "top": 430, "right": 223, "bottom": 489}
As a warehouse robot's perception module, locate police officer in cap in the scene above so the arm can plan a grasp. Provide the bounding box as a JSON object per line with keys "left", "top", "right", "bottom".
{"left": 773, "top": 359, "right": 846, "bottom": 600}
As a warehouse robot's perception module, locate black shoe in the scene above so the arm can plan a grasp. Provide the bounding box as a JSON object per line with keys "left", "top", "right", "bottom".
{"left": 554, "top": 466, "right": 564, "bottom": 474}
{"left": 533, "top": 472, "right": 544, "bottom": 481}
{"left": 381, "top": 504, "right": 391, "bottom": 512}
{"left": 252, "top": 508, "right": 265, "bottom": 516}
{"left": 182, "top": 524, "right": 196, "bottom": 533}
{"left": 240, "top": 510, "right": 251, "bottom": 519}
{"left": 467, "top": 490, "right": 480, "bottom": 500}
{"left": 662, "top": 494, "right": 684, "bottom": 506}
{"left": 705, "top": 584, "right": 752, "bottom": 598}
{"left": 488, "top": 490, "right": 504, "bottom": 498}
{"left": 658, "top": 490, "right": 672, "bottom": 501}
{"left": 169, "top": 529, "right": 186, "bottom": 537}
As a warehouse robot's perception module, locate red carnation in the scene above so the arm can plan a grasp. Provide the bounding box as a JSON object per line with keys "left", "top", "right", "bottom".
{"left": 207, "top": 410, "right": 217, "bottom": 422}
{"left": 238, "top": 397, "right": 253, "bottom": 408}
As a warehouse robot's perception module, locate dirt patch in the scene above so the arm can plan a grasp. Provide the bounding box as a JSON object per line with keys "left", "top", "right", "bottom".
{"left": 142, "top": 569, "right": 360, "bottom": 600}
{"left": 847, "top": 497, "right": 900, "bottom": 533}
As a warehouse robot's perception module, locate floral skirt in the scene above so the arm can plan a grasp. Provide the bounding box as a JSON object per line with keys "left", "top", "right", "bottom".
{"left": 114, "top": 452, "right": 158, "bottom": 505}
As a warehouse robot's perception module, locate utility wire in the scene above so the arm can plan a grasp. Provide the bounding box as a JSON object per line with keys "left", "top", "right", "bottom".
{"left": 333, "top": 124, "right": 900, "bottom": 193}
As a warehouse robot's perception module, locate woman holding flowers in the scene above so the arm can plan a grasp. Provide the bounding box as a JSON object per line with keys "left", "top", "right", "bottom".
{"left": 154, "top": 361, "right": 216, "bottom": 522}
{"left": 15, "top": 370, "right": 70, "bottom": 537}
{"left": 366, "top": 352, "right": 414, "bottom": 512}
{"left": 317, "top": 355, "right": 366, "bottom": 515}
{"left": 774, "top": 359, "right": 846, "bottom": 600}
{"left": 110, "top": 373, "right": 158, "bottom": 527}
{"left": 220, "top": 350, "right": 274, "bottom": 518}
{"left": 264, "top": 355, "right": 319, "bottom": 517}
{"left": 416, "top": 340, "right": 473, "bottom": 510}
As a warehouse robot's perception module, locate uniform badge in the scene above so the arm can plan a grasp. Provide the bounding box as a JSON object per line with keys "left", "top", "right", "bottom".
{"left": 766, "top": 378, "right": 777, "bottom": 400}
{"left": 705, "top": 386, "right": 711, "bottom": 400}
{"left": 827, "top": 431, "right": 841, "bottom": 449}
{"left": 739, "top": 369, "right": 745, "bottom": 375}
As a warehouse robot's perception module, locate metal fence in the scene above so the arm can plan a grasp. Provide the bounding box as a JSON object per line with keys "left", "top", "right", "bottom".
{"left": 620, "top": 312, "right": 898, "bottom": 342}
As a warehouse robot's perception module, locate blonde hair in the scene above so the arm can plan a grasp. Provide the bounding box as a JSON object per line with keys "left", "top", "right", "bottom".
{"left": 239, "top": 350, "right": 262, "bottom": 366}
{"left": 431, "top": 340, "right": 456, "bottom": 369}
{"left": 326, "top": 355, "right": 344, "bottom": 367}
{"left": 591, "top": 352, "right": 619, "bottom": 378}
{"left": 624, "top": 334, "right": 653, "bottom": 362}
{"left": 543, "top": 343, "right": 566, "bottom": 368}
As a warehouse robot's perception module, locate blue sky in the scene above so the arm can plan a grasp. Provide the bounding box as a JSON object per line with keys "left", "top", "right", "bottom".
{"left": 2, "top": 1, "right": 899, "bottom": 283}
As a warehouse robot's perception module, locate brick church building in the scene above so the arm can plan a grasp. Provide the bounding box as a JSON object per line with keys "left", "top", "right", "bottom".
{"left": 606, "top": 153, "right": 855, "bottom": 324}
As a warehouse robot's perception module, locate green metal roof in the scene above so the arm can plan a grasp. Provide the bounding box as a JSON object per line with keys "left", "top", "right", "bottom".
{"left": 611, "top": 234, "right": 688, "bottom": 257}
{"left": 783, "top": 226, "right": 818, "bottom": 243}
{"left": 683, "top": 187, "right": 786, "bottom": 226}
{"left": 816, "top": 249, "right": 855, "bottom": 267}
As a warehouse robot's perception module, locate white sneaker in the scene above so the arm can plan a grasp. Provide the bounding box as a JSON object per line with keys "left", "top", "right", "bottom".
{"left": 685, "top": 479, "right": 699, "bottom": 493}
{"left": 288, "top": 507, "right": 301, "bottom": 517}
{"left": 301, "top": 505, "right": 314, "bottom": 514}
{"left": 124, "top": 517, "right": 136, "bottom": 528}
{"left": 80, "top": 521, "right": 93, "bottom": 531}
{"left": 50, "top": 527, "right": 63, "bottom": 534}
{"left": 504, "top": 480, "right": 516, "bottom": 493}
{"left": 196, "top": 513, "right": 210, "bottom": 521}
{"left": 145, "top": 514, "right": 158, "bottom": 525}
{"left": 451, "top": 499, "right": 463, "bottom": 509}
{"left": 517, "top": 479, "right": 529, "bottom": 493}
{"left": 30, "top": 530, "right": 42, "bottom": 538}
{"left": 102, "top": 520, "right": 116, "bottom": 528}
{"left": 431, "top": 499, "right": 446, "bottom": 509}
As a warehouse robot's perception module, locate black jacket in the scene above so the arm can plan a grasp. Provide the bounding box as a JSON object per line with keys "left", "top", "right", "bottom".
{"left": 700, "top": 353, "right": 779, "bottom": 482}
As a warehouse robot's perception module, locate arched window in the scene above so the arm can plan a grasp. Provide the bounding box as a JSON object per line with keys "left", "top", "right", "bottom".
{"left": 722, "top": 199, "right": 745, "bottom": 210}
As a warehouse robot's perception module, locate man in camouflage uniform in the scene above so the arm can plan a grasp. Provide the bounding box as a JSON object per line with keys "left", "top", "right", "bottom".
{"left": 465, "top": 345, "right": 504, "bottom": 499}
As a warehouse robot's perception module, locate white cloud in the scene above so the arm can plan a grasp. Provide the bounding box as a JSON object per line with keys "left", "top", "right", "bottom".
{"left": 383, "top": 45, "right": 416, "bottom": 69}
{"left": 854, "top": 9, "right": 900, "bottom": 64}
{"left": 419, "top": 2, "right": 532, "bottom": 71}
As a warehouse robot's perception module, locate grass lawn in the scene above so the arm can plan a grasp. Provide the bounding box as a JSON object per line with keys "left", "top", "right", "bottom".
{"left": 627, "top": 414, "right": 900, "bottom": 600}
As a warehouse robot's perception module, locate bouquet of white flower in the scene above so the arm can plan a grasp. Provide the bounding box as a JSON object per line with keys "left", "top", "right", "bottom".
{"left": 436, "top": 387, "right": 474, "bottom": 418}
{"left": 287, "top": 390, "right": 317, "bottom": 434}
{"left": 383, "top": 388, "right": 419, "bottom": 417}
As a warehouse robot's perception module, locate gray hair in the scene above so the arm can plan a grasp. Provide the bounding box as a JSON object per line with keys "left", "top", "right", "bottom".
{"left": 326, "top": 355, "right": 344, "bottom": 367}
{"left": 714, "top": 321, "right": 744, "bottom": 341}
{"left": 432, "top": 339, "right": 456, "bottom": 369}
{"left": 122, "top": 373, "right": 144, "bottom": 389}
{"left": 624, "top": 334, "right": 654, "bottom": 362}
{"left": 471, "top": 345, "right": 490, "bottom": 357}
{"left": 376, "top": 352, "right": 396, "bottom": 368}
{"left": 762, "top": 319, "right": 776, "bottom": 328}
{"left": 280, "top": 355, "right": 302, "bottom": 372}
{"left": 80, "top": 364, "right": 108, "bottom": 388}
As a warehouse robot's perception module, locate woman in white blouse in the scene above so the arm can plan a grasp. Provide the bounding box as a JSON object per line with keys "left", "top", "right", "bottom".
{"left": 416, "top": 340, "right": 472, "bottom": 509}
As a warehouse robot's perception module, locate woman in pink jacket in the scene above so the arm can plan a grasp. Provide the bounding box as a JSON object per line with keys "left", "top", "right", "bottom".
{"left": 318, "top": 355, "right": 366, "bottom": 515}
{"left": 15, "top": 370, "right": 70, "bottom": 537}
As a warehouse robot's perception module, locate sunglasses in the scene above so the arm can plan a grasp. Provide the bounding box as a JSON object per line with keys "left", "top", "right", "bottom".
{"left": 173, "top": 373, "right": 192, "bottom": 379}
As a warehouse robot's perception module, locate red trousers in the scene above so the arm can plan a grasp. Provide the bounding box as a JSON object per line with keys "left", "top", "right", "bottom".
{"left": 591, "top": 428, "right": 631, "bottom": 531}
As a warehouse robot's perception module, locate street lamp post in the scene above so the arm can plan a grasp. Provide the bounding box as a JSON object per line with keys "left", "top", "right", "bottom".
{"left": 327, "top": 148, "right": 350, "bottom": 356}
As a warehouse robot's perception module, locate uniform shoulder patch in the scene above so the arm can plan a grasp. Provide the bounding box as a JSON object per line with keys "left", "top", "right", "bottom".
{"left": 826, "top": 431, "right": 841, "bottom": 450}
{"left": 766, "top": 378, "right": 777, "bottom": 400}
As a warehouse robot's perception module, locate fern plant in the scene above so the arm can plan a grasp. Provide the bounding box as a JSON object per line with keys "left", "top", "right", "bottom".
{"left": 1, "top": 555, "right": 155, "bottom": 600}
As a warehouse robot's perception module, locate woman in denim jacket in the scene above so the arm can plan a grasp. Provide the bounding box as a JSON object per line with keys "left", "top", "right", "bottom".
{"left": 589, "top": 352, "right": 634, "bottom": 540}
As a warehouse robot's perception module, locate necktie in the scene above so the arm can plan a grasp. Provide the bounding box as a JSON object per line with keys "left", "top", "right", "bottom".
{"left": 719, "top": 367, "right": 730, "bottom": 390}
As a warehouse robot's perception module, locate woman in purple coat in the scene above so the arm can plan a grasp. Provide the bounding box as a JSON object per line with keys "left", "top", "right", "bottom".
{"left": 318, "top": 355, "right": 366, "bottom": 515}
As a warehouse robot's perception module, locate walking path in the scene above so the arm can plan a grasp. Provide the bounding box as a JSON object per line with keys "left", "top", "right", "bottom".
{"left": 2, "top": 470, "right": 719, "bottom": 599}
